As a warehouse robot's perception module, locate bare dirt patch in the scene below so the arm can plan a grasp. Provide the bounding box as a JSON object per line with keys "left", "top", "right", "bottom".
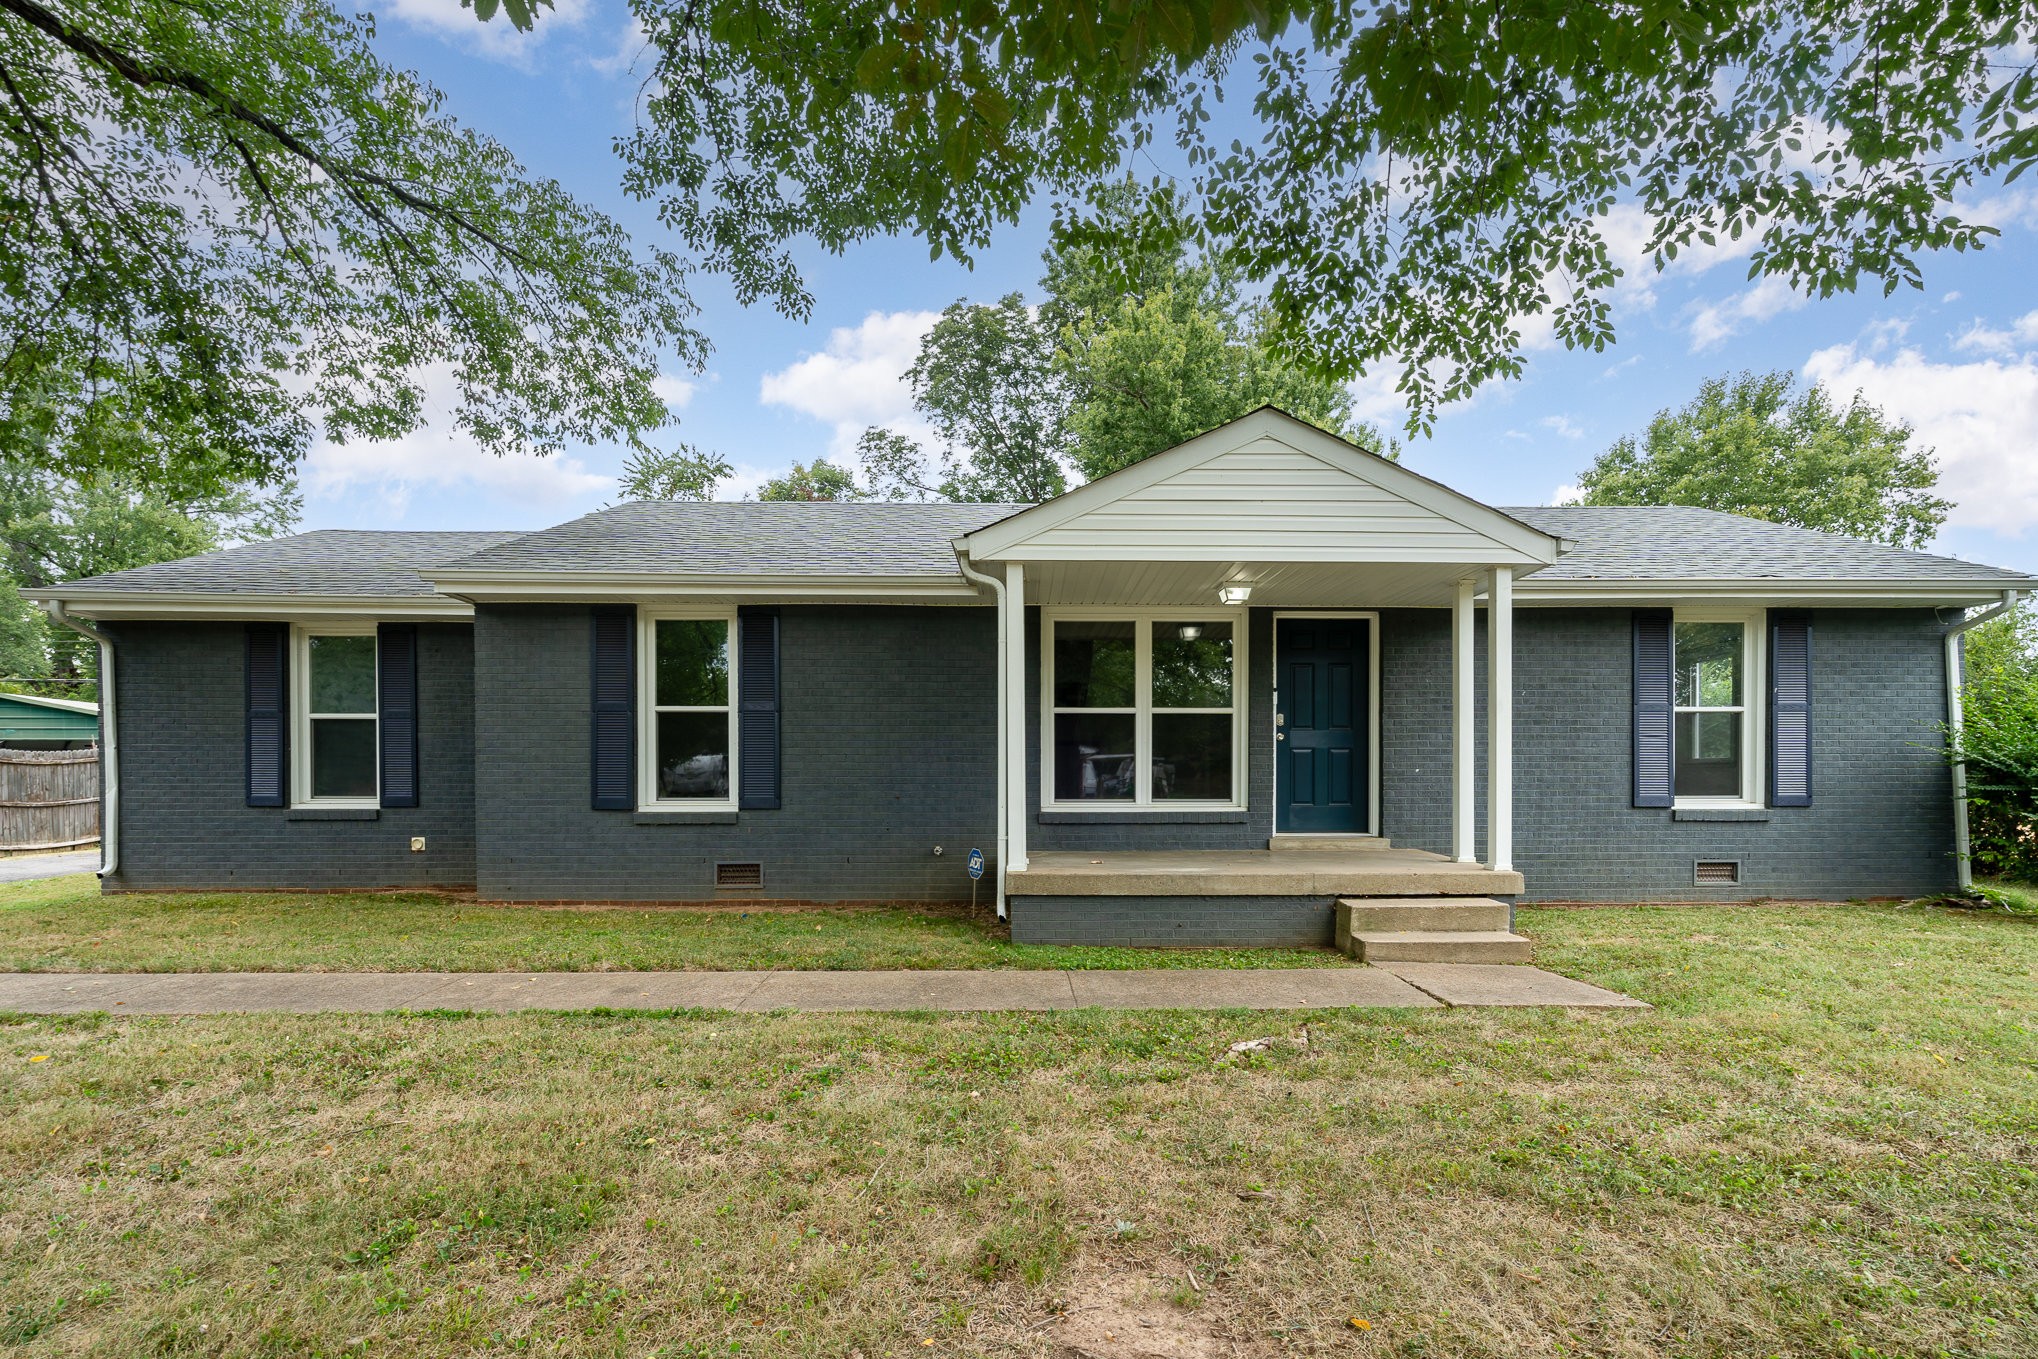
{"left": 1050, "top": 1265, "right": 1275, "bottom": 1359}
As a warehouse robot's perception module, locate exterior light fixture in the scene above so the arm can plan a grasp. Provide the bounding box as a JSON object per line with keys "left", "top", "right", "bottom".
{"left": 1178, "top": 624, "right": 1203, "bottom": 641}
{"left": 1218, "top": 585, "right": 1252, "bottom": 605}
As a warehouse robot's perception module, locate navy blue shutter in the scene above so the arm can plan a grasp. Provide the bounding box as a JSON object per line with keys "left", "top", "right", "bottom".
{"left": 1768, "top": 611, "right": 1813, "bottom": 807}
{"left": 590, "top": 606, "right": 636, "bottom": 810}
{"left": 245, "top": 622, "right": 288, "bottom": 807}
{"left": 737, "top": 607, "right": 781, "bottom": 810}
{"left": 1632, "top": 610, "right": 1674, "bottom": 809}
{"left": 377, "top": 624, "right": 420, "bottom": 809}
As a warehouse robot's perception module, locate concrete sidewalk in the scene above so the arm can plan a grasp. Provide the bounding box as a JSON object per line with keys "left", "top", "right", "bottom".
{"left": 0, "top": 964, "right": 1646, "bottom": 1014}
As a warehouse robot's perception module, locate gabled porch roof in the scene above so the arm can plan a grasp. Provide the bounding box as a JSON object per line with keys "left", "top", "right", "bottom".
{"left": 953, "top": 408, "right": 1566, "bottom": 608}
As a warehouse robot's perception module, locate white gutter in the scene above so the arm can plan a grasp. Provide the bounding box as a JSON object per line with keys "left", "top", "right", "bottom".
{"left": 1942, "top": 590, "right": 2020, "bottom": 890}
{"left": 41, "top": 603, "right": 117, "bottom": 879}
{"left": 953, "top": 549, "right": 1008, "bottom": 920}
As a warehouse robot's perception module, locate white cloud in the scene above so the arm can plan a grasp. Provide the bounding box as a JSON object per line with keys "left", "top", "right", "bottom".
{"left": 301, "top": 363, "right": 611, "bottom": 514}
{"left": 585, "top": 12, "right": 649, "bottom": 75}
{"left": 652, "top": 374, "right": 696, "bottom": 409}
{"left": 1344, "top": 368, "right": 1408, "bottom": 425}
{"left": 381, "top": 0, "right": 591, "bottom": 65}
{"left": 1953, "top": 310, "right": 2038, "bottom": 356}
{"left": 1687, "top": 274, "right": 1807, "bottom": 351}
{"left": 1539, "top": 414, "right": 1585, "bottom": 440}
{"left": 1551, "top": 483, "right": 1585, "bottom": 505}
{"left": 1802, "top": 342, "right": 2038, "bottom": 535}
{"left": 758, "top": 310, "right": 940, "bottom": 457}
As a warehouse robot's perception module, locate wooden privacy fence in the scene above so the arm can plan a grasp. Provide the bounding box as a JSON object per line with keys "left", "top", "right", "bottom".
{"left": 0, "top": 749, "right": 99, "bottom": 852}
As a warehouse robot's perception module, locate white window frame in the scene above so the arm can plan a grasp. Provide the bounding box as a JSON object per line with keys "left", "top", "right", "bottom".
{"left": 291, "top": 622, "right": 379, "bottom": 809}
{"left": 1040, "top": 606, "right": 1249, "bottom": 811}
{"left": 1672, "top": 609, "right": 1765, "bottom": 809}
{"left": 638, "top": 608, "right": 739, "bottom": 811}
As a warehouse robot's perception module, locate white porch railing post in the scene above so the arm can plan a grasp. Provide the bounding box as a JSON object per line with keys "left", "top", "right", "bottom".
{"left": 1487, "top": 566, "right": 1514, "bottom": 873}
{"left": 1003, "top": 562, "right": 1029, "bottom": 873}
{"left": 1452, "top": 575, "right": 1477, "bottom": 863}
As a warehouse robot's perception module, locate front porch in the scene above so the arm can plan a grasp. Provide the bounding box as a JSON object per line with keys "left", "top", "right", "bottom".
{"left": 1006, "top": 846, "right": 1524, "bottom": 898}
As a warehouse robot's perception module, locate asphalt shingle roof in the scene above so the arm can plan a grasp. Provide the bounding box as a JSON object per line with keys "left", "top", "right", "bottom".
{"left": 1502, "top": 505, "right": 2032, "bottom": 584}
{"left": 45, "top": 501, "right": 2032, "bottom": 599}
{"left": 432, "top": 501, "right": 1031, "bottom": 577}
{"left": 52, "top": 531, "right": 524, "bottom": 598}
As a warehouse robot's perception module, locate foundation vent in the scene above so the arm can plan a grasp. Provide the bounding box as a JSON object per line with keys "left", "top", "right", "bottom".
{"left": 715, "top": 861, "right": 764, "bottom": 890}
{"left": 1693, "top": 859, "right": 1742, "bottom": 887}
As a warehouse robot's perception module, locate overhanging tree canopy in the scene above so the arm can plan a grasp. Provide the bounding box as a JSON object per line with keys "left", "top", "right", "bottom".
{"left": 592, "top": 0, "right": 2038, "bottom": 428}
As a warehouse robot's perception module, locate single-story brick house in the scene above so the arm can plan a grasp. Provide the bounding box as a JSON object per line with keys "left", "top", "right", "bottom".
{"left": 32, "top": 410, "right": 2032, "bottom": 948}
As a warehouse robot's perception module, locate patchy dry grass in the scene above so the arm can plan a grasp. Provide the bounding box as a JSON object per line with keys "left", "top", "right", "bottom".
{"left": 2, "top": 900, "right": 2034, "bottom": 1357}
{"left": 0, "top": 875, "right": 1350, "bottom": 973}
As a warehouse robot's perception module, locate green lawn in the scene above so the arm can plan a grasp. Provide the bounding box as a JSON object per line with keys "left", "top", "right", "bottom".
{"left": 2, "top": 898, "right": 2035, "bottom": 1357}
{"left": 0, "top": 874, "right": 1355, "bottom": 972}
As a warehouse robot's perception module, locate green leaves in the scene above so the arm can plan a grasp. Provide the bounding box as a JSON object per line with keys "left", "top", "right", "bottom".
{"left": 1575, "top": 370, "right": 1952, "bottom": 549}
{"left": 617, "top": 0, "right": 2037, "bottom": 431}
{"left": 461, "top": 0, "right": 554, "bottom": 35}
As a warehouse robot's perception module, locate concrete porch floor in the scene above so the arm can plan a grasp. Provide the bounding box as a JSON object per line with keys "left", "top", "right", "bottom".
{"left": 1006, "top": 847, "right": 1524, "bottom": 897}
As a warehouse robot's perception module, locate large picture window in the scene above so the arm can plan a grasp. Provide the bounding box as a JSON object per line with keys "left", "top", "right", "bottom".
{"left": 294, "top": 626, "right": 377, "bottom": 805}
{"left": 1045, "top": 611, "right": 1243, "bottom": 807}
{"left": 642, "top": 613, "right": 736, "bottom": 806}
{"left": 1673, "top": 617, "right": 1760, "bottom": 803}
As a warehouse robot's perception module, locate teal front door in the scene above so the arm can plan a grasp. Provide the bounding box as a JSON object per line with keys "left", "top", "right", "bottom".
{"left": 1275, "top": 616, "right": 1368, "bottom": 834}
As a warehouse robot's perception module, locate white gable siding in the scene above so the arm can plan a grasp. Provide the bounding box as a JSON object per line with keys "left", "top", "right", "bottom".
{"left": 1009, "top": 437, "right": 1529, "bottom": 562}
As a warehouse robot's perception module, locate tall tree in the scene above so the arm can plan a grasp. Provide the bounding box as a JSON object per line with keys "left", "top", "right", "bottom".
{"left": 613, "top": 445, "right": 733, "bottom": 502}
{"left": 1576, "top": 371, "right": 1950, "bottom": 548}
{"left": 572, "top": 0, "right": 2038, "bottom": 429}
{"left": 1, "top": 0, "right": 708, "bottom": 493}
{"left": 757, "top": 459, "right": 864, "bottom": 501}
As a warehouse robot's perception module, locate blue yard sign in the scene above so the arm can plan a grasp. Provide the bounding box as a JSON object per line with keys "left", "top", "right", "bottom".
{"left": 966, "top": 848, "right": 985, "bottom": 881}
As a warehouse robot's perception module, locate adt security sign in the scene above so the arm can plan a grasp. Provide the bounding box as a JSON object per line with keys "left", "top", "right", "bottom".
{"left": 966, "top": 848, "right": 986, "bottom": 881}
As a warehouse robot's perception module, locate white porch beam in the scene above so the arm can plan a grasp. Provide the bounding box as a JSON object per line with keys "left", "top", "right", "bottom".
{"left": 1486, "top": 566, "right": 1515, "bottom": 873}
{"left": 1452, "top": 576, "right": 1477, "bottom": 863}
{"left": 1003, "top": 562, "right": 1029, "bottom": 873}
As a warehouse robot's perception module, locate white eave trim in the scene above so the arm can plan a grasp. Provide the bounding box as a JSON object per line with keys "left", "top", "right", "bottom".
{"left": 24, "top": 592, "right": 474, "bottom": 621}
{"left": 423, "top": 570, "right": 982, "bottom": 602}
{"left": 1513, "top": 578, "right": 2037, "bottom": 606}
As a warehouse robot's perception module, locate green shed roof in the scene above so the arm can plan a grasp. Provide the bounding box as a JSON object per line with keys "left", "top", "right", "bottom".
{"left": 0, "top": 693, "right": 98, "bottom": 742}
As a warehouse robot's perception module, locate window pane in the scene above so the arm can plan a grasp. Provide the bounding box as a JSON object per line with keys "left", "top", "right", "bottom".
{"left": 656, "top": 619, "right": 729, "bottom": 707}
{"left": 1152, "top": 621, "right": 1234, "bottom": 708}
{"left": 1675, "top": 711, "right": 1743, "bottom": 798}
{"left": 311, "top": 717, "right": 376, "bottom": 799}
{"left": 1153, "top": 712, "right": 1233, "bottom": 801}
{"left": 656, "top": 711, "right": 730, "bottom": 799}
{"left": 309, "top": 635, "right": 375, "bottom": 714}
{"left": 1674, "top": 622, "right": 1743, "bottom": 707}
{"left": 1053, "top": 621, "right": 1135, "bottom": 708}
{"left": 1052, "top": 712, "right": 1136, "bottom": 800}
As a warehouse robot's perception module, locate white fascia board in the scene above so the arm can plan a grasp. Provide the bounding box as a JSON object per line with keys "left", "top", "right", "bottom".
{"left": 958, "top": 407, "right": 1565, "bottom": 564}
{"left": 424, "top": 570, "right": 982, "bottom": 602}
{"left": 987, "top": 543, "right": 1556, "bottom": 566}
{"left": 27, "top": 592, "right": 474, "bottom": 621}
{"left": 1513, "top": 578, "right": 2034, "bottom": 607}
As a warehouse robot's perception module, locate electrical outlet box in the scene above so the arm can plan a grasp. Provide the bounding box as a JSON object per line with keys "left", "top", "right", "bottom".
{"left": 409, "top": 836, "right": 426, "bottom": 853}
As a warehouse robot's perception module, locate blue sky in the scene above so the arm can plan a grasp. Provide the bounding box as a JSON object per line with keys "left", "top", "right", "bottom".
{"left": 316, "top": 0, "right": 2038, "bottom": 574}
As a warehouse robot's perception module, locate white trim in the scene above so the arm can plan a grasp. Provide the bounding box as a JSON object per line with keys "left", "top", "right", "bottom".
{"left": 1669, "top": 608, "right": 1766, "bottom": 810}
{"left": 1487, "top": 568, "right": 1514, "bottom": 872}
{"left": 1040, "top": 605, "right": 1250, "bottom": 813}
{"left": 427, "top": 572, "right": 978, "bottom": 603}
{"left": 291, "top": 622, "right": 379, "bottom": 810}
{"left": 637, "top": 608, "right": 740, "bottom": 813}
{"left": 960, "top": 408, "right": 1563, "bottom": 565}
{"left": 30, "top": 594, "right": 473, "bottom": 621}
{"left": 1515, "top": 580, "right": 2032, "bottom": 607}
{"left": 1271, "top": 611, "right": 1382, "bottom": 839}
{"left": 1004, "top": 563, "right": 1029, "bottom": 872}
{"left": 1451, "top": 579, "right": 1477, "bottom": 863}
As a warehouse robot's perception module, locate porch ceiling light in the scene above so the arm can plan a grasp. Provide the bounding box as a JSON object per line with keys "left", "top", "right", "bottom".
{"left": 1218, "top": 585, "right": 1252, "bottom": 605}
{"left": 1177, "top": 624, "right": 1203, "bottom": 640}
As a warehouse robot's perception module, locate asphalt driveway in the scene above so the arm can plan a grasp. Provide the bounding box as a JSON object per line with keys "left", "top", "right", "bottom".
{"left": 0, "top": 850, "right": 98, "bottom": 883}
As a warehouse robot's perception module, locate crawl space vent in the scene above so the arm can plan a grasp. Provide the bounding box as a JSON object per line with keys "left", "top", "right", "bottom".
{"left": 1693, "top": 859, "right": 1741, "bottom": 887}
{"left": 715, "top": 862, "right": 764, "bottom": 890}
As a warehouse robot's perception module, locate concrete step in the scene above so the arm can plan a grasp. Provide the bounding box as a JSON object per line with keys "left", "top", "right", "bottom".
{"left": 1348, "top": 930, "right": 1534, "bottom": 964}
{"left": 1267, "top": 835, "right": 1394, "bottom": 852}
{"left": 1336, "top": 897, "right": 1511, "bottom": 936}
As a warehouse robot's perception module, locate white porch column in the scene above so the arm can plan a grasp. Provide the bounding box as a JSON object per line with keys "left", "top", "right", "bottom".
{"left": 1451, "top": 576, "right": 1478, "bottom": 863}
{"left": 1003, "top": 562, "right": 1029, "bottom": 873}
{"left": 1486, "top": 566, "right": 1514, "bottom": 872}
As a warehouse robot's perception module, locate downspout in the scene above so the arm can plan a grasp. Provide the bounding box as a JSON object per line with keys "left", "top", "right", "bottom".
{"left": 954, "top": 549, "right": 1008, "bottom": 919}
{"left": 1942, "top": 590, "right": 2020, "bottom": 890}
{"left": 43, "top": 603, "right": 117, "bottom": 878}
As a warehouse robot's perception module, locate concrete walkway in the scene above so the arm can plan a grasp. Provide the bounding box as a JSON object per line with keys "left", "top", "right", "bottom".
{"left": 0, "top": 964, "right": 1646, "bottom": 1015}
{"left": 0, "top": 850, "right": 97, "bottom": 884}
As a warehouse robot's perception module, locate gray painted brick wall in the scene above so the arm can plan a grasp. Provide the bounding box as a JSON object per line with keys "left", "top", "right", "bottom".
{"left": 472, "top": 604, "right": 997, "bottom": 901}
{"left": 1008, "top": 895, "right": 1334, "bottom": 946}
{"left": 103, "top": 621, "right": 478, "bottom": 890}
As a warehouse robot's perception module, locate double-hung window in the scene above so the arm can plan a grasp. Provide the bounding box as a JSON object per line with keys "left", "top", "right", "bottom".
{"left": 294, "top": 625, "right": 378, "bottom": 806}
{"left": 1672, "top": 616, "right": 1762, "bottom": 804}
{"left": 1045, "top": 611, "right": 1244, "bottom": 807}
{"left": 641, "top": 612, "right": 737, "bottom": 807}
